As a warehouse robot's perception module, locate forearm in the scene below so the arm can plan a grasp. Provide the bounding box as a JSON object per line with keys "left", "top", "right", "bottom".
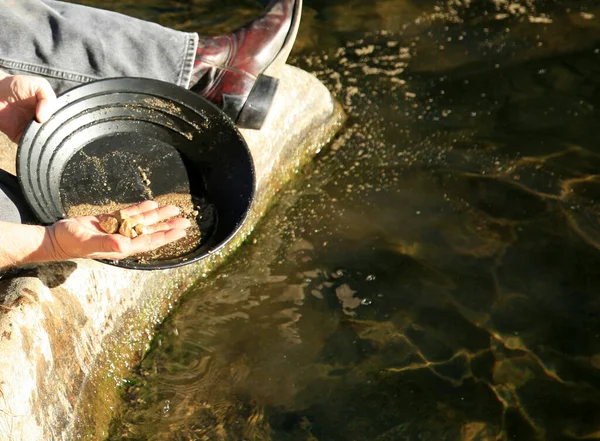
{"left": 0, "top": 221, "right": 58, "bottom": 269}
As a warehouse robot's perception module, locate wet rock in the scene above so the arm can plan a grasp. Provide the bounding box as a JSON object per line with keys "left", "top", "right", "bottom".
{"left": 0, "top": 64, "right": 345, "bottom": 441}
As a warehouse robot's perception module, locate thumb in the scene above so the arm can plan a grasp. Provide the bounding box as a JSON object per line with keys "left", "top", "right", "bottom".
{"left": 34, "top": 79, "right": 57, "bottom": 123}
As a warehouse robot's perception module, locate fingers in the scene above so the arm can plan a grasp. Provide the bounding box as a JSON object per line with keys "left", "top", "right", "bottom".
{"left": 145, "top": 218, "right": 191, "bottom": 234}
{"left": 65, "top": 201, "right": 192, "bottom": 260}
{"left": 33, "top": 78, "right": 57, "bottom": 123}
{"left": 129, "top": 205, "right": 181, "bottom": 226}
{"left": 120, "top": 200, "right": 159, "bottom": 217}
{"left": 85, "top": 226, "right": 188, "bottom": 260}
{"left": 0, "top": 74, "right": 59, "bottom": 140}
{"left": 106, "top": 201, "right": 182, "bottom": 227}
{"left": 93, "top": 203, "right": 190, "bottom": 259}
{"left": 126, "top": 228, "right": 188, "bottom": 256}
{"left": 87, "top": 202, "right": 185, "bottom": 233}
{"left": 115, "top": 206, "right": 190, "bottom": 256}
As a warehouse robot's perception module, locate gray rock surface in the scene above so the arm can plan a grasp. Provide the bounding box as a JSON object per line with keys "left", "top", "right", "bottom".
{"left": 0, "top": 65, "right": 345, "bottom": 441}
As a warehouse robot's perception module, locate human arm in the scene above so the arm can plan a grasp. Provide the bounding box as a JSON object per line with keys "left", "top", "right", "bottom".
{"left": 0, "top": 69, "right": 57, "bottom": 141}
{"left": 0, "top": 201, "right": 190, "bottom": 269}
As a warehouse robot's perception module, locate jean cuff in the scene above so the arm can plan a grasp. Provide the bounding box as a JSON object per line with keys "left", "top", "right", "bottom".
{"left": 178, "top": 33, "right": 199, "bottom": 89}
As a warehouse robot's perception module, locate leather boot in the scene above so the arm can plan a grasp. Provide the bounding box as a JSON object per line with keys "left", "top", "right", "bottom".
{"left": 190, "top": 0, "right": 302, "bottom": 130}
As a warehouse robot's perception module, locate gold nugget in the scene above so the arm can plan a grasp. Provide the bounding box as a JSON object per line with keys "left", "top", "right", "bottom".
{"left": 98, "top": 215, "right": 119, "bottom": 234}
{"left": 119, "top": 218, "right": 138, "bottom": 238}
{"left": 113, "top": 209, "right": 129, "bottom": 224}
{"left": 98, "top": 209, "right": 147, "bottom": 238}
{"left": 134, "top": 224, "right": 147, "bottom": 235}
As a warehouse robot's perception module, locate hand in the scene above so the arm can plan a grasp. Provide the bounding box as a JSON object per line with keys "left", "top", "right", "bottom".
{"left": 0, "top": 71, "right": 57, "bottom": 142}
{"left": 47, "top": 201, "right": 190, "bottom": 261}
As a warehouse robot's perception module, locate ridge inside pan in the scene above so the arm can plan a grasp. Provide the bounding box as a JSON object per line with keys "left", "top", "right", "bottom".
{"left": 17, "top": 78, "right": 256, "bottom": 270}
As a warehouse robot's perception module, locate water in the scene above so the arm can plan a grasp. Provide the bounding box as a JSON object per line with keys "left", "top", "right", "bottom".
{"left": 71, "top": 0, "right": 600, "bottom": 439}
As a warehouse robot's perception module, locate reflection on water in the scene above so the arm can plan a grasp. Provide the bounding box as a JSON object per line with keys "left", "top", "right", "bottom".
{"left": 96, "top": 0, "right": 600, "bottom": 439}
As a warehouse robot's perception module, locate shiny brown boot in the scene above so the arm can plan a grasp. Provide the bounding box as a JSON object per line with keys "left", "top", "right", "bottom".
{"left": 190, "top": 0, "right": 302, "bottom": 130}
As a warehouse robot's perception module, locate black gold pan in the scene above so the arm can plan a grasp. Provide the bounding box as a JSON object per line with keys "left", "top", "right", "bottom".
{"left": 17, "top": 78, "right": 255, "bottom": 270}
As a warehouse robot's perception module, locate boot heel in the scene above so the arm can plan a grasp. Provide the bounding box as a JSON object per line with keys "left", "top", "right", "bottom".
{"left": 236, "top": 74, "right": 279, "bottom": 130}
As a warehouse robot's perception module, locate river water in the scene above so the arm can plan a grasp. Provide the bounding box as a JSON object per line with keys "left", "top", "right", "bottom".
{"left": 74, "top": 0, "right": 600, "bottom": 439}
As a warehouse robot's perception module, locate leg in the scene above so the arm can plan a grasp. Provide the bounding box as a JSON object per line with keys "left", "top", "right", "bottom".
{"left": 191, "top": 0, "right": 302, "bottom": 129}
{"left": 0, "top": 172, "right": 34, "bottom": 278}
{"left": 0, "top": 0, "right": 302, "bottom": 129}
{"left": 0, "top": 170, "right": 35, "bottom": 224}
{"left": 0, "top": 0, "right": 198, "bottom": 94}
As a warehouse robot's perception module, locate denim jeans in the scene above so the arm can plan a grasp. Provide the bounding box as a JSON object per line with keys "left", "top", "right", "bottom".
{"left": 0, "top": 170, "right": 34, "bottom": 223}
{"left": 0, "top": 0, "right": 199, "bottom": 223}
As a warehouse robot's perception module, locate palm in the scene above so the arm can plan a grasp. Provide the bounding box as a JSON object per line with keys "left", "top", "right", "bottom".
{"left": 48, "top": 201, "right": 190, "bottom": 261}
{"left": 52, "top": 217, "right": 127, "bottom": 260}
